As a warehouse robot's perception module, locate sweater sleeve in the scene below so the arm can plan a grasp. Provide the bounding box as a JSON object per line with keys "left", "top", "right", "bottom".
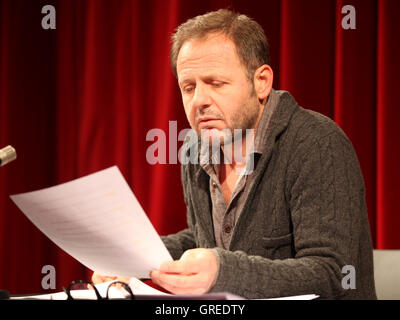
{"left": 209, "top": 131, "right": 369, "bottom": 299}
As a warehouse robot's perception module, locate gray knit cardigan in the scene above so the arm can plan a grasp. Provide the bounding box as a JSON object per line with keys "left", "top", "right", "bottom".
{"left": 161, "top": 90, "right": 377, "bottom": 299}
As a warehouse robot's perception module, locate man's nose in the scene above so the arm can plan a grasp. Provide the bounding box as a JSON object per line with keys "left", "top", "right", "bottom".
{"left": 191, "top": 84, "right": 212, "bottom": 112}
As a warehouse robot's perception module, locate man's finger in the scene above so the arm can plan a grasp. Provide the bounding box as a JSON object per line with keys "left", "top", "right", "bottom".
{"left": 159, "top": 260, "right": 197, "bottom": 274}
{"left": 156, "top": 271, "right": 201, "bottom": 288}
{"left": 116, "top": 276, "right": 131, "bottom": 283}
{"left": 151, "top": 270, "right": 207, "bottom": 294}
{"left": 91, "top": 272, "right": 118, "bottom": 284}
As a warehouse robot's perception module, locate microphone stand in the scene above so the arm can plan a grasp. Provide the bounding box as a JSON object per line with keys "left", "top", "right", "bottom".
{"left": 0, "top": 145, "right": 17, "bottom": 299}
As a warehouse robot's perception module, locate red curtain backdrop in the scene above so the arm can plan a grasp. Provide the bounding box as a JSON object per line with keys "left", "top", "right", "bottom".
{"left": 0, "top": 0, "right": 399, "bottom": 294}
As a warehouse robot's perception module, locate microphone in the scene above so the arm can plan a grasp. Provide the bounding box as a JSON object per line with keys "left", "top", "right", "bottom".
{"left": 0, "top": 289, "right": 9, "bottom": 300}
{"left": 0, "top": 145, "right": 17, "bottom": 167}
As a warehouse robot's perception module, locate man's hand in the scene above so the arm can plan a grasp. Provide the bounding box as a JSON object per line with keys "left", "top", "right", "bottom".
{"left": 91, "top": 272, "right": 130, "bottom": 284}
{"left": 150, "top": 248, "right": 218, "bottom": 295}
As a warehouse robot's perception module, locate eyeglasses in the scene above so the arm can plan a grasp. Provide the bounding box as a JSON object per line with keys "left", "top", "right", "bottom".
{"left": 62, "top": 280, "right": 135, "bottom": 300}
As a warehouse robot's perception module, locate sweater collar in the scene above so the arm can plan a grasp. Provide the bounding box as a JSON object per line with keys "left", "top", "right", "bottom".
{"left": 187, "top": 90, "right": 299, "bottom": 178}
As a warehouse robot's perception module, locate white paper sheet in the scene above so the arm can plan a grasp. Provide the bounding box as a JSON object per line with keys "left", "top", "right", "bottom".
{"left": 10, "top": 166, "right": 172, "bottom": 279}
{"left": 10, "top": 278, "right": 247, "bottom": 300}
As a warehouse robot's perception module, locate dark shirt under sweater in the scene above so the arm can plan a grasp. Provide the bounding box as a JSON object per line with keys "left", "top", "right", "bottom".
{"left": 201, "top": 89, "right": 279, "bottom": 250}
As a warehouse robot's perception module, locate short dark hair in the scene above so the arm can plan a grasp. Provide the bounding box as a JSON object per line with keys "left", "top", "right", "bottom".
{"left": 170, "top": 9, "right": 270, "bottom": 80}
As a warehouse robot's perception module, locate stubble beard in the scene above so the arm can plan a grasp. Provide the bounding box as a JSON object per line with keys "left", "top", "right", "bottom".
{"left": 193, "top": 87, "right": 260, "bottom": 149}
{"left": 219, "top": 88, "right": 260, "bottom": 147}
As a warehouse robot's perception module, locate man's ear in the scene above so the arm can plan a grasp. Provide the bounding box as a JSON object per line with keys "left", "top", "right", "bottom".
{"left": 253, "top": 64, "right": 273, "bottom": 102}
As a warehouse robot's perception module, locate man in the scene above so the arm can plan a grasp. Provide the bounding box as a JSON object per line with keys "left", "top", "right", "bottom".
{"left": 93, "top": 9, "right": 376, "bottom": 299}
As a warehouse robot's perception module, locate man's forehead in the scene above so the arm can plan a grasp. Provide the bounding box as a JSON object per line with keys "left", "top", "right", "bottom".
{"left": 176, "top": 33, "right": 241, "bottom": 76}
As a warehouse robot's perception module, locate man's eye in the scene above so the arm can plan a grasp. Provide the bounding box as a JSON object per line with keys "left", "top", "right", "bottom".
{"left": 212, "top": 82, "right": 224, "bottom": 88}
{"left": 183, "top": 86, "right": 194, "bottom": 93}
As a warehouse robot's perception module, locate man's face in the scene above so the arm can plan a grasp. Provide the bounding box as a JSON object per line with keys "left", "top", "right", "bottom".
{"left": 176, "top": 33, "right": 260, "bottom": 144}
